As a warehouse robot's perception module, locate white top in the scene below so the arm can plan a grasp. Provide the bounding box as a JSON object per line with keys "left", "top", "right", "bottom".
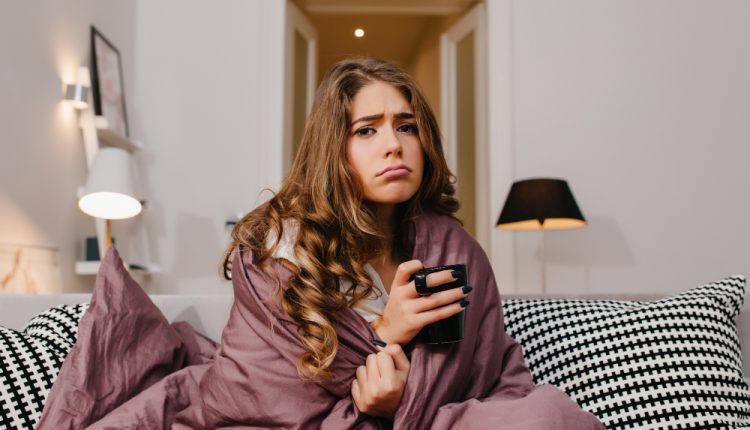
{"left": 265, "top": 218, "right": 389, "bottom": 322}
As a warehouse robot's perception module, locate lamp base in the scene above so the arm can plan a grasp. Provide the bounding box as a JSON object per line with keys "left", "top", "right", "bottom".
{"left": 540, "top": 226, "right": 546, "bottom": 294}
{"left": 105, "top": 218, "right": 112, "bottom": 250}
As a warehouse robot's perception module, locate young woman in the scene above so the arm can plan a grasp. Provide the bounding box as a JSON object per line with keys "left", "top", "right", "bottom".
{"left": 175, "top": 58, "right": 604, "bottom": 429}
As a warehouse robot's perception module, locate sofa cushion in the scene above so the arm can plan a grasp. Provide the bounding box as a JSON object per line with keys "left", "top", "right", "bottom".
{"left": 503, "top": 275, "right": 750, "bottom": 430}
{"left": 0, "top": 303, "right": 87, "bottom": 429}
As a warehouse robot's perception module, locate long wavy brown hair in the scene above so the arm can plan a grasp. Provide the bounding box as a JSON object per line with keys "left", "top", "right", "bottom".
{"left": 222, "top": 57, "right": 460, "bottom": 380}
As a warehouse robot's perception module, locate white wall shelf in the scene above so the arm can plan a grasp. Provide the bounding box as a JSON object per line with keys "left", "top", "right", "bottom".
{"left": 82, "top": 115, "right": 144, "bottom": 151}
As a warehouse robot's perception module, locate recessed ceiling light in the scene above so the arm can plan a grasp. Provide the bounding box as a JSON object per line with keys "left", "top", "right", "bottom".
{"left": 354, "top": 28, "right": 365, "bottom": 38}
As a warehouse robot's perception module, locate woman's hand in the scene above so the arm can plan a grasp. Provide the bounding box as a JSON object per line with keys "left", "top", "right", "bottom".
{"left": 351, "top": 343, "right": 410, "bottom": 419}
{"left": 372, "top": 260, "right": 470, "bottom": 345}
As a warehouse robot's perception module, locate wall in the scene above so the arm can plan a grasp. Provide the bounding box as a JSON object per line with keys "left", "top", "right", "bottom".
{"left": 0, "top": 0, "right": 137, "bottom": 293}
{"left": 134, "top": 0, "right": 286, "bottom": 293}
{"left": 5, "top": 1, "right": 748, "bottom": 297}
{"left": 1, "top": 0, "right": 286, "bottom": 295}
{"left": 488, "top": 0, "right": 750, "bottom": 295}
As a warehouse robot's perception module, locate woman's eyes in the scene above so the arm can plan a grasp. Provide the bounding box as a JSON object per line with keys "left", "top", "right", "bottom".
{"left": 355, "top": 127, "right": 376, "bottom": 136}
{"left": 353, "top": 124, "right": 418, "bottom": 137}
{"left": 397, "top": 123, "right": 418, "bottom": 134}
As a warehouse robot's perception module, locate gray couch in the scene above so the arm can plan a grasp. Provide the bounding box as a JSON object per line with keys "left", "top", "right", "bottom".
{"left": 2, "top": 291, "right": 750, "bottom": 377}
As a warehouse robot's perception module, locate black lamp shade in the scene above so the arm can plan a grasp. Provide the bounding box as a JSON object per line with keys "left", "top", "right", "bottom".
{"left": 496, "top": 178, "right": 586, "bottom": 231}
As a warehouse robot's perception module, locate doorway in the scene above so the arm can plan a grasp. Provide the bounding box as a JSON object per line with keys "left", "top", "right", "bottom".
{"left": 286, "top": 1, "right": 487, "bottom": 249}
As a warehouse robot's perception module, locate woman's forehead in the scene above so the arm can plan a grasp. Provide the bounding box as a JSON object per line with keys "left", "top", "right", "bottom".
{"left": 349, "top": 81, "right": 413, "bottom": 117}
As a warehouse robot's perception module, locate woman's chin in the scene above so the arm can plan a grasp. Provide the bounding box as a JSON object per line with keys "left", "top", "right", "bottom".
{"left": 365, "top": 193, "right": 416, "bottom": 206}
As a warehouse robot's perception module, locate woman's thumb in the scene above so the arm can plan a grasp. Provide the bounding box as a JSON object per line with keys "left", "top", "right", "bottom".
{"left": 384, "top": 343, "right": 410, "bottom": 371}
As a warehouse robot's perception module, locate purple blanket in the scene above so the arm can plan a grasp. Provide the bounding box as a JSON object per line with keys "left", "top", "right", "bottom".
{"left": 175, "top": 212, "right": 604, "bottom": 429}
{"left": 38, "top": 213, "right": 604, "bottom": 429}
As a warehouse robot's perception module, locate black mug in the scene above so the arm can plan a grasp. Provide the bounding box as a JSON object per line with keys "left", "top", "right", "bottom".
{"left": 409, "top": 264, "right": 468, "bottom": 344}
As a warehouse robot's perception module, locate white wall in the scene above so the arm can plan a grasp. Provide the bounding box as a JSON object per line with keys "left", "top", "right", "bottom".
{"left": 0, "top": 0, "right": 137, "bottom": 293}
{"left": 5, "top": 1, "right": 748, "bottom": 297}
{"left": 1, "top": 0, "right": 286, "bottom": 295}
{"left": 134, "top": 0, "right": 286, "bottom": 293}
{"left": 488, "top": 0, "right": 750, "bottom": 295}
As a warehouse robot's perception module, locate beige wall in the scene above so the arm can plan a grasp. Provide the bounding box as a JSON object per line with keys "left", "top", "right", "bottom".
{"left": 487, "top": 0, "right": 750, "bottom": 295}
{"left": 134, "top": 0, "right": 286, "bottom": 293}
{"left": 5, "top": 1, "right": 749, "bottom": 297}
{"left": 1, "top": 0, "right": 287, "bottom": 294}
{"left": 0, "top": 0, "right": 137, "bottom": 292}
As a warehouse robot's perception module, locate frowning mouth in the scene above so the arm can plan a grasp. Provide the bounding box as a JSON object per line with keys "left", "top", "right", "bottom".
{"left": 377, "top": 164, "right": 412, "bottom": 177}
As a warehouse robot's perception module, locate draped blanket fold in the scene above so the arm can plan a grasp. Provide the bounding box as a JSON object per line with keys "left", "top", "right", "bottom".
{"left": 174, "top": 212, "right": 605, "bottom": 429}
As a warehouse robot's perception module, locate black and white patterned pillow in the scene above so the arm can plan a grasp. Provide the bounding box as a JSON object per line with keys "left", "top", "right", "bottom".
{"left": 503, "top": 275, "right": 750, "bottom": 430}
{"left": 0, "top": 303, "right": 87, "bottom": 429}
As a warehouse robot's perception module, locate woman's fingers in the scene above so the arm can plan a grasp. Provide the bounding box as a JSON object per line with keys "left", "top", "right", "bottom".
{"left": 392, "top": 260, "right": 423, "bottom": 295}
{"left": 366, "top": 353, "right": 380, "bottom": 385}
{"left": 425, "top": 269, "right": 461, "bottom": 291}
{"left": 351, "top": 379, "right": 361, "bottom": 403}
{"left": 375, "top": 350, "right": 397, "bottom": 380}
{"left": 402, "top": 268, "right": 463, "bottom": 299}
{"left": 356, "top": 365, "right": 367, "bottom": 385}
{"left": 412, "top": 286, "right": 468, "bottom": 313}
{"left": 382, "top": 344, "right": 410, "bottom": 372}
{"left": 415, "top": 300, "right": 467, "bottom": 327}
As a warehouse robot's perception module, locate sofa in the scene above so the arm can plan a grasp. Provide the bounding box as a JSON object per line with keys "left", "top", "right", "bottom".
{"left": 1, "top": 275, "right": 749, "bottom": 429}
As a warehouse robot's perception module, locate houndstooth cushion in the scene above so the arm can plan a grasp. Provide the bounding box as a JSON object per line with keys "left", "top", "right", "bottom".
{"left": 503, "top": 275, "right": 750, "bottom": 430}
{"left": 0, "top": 303, "right": 87, "bottom": 429}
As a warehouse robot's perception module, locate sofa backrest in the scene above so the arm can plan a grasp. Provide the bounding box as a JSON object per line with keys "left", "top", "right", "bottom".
{"left": 2, "top": 292, "right": 749, "bottom": 374}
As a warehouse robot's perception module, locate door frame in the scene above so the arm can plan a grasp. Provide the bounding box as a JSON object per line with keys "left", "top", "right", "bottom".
{"left": 283, "top": 2, "right": 317, "bottom": 174}
{"left": 440, "top": 3, "right": 490, "bottom": 254}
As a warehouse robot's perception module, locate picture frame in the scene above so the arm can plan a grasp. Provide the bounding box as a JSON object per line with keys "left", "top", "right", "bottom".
{"left": 90, "top": 26, "right": 129, "bottom": 138}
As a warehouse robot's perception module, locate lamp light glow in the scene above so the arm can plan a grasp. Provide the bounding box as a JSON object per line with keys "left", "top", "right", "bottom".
{"left": 78, "top": 192, "right": 142, "bottom": 219}
{"left": 354, "top": 28, "right": 365, "bottom": 38}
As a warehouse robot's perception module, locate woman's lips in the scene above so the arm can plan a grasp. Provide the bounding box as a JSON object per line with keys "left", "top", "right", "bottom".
{"left": 379, "top": 168, "right": 410, "bottom": 179}
{"left": 377, "top": 164, "right": 412, "bottom": 177}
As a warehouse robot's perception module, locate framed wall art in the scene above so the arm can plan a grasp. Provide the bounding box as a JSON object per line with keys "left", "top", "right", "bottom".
{"left": 90, "top": 26, "right": 129, "bottom": 137}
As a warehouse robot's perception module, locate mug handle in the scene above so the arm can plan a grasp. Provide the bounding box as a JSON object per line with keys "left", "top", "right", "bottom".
{"left": 413, "top": 271, "right": 430, "bottom": 296}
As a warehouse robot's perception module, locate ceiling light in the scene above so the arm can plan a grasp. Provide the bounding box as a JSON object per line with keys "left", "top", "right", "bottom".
{"left": 354, "top": 28, "right": 365, "bottom": 38}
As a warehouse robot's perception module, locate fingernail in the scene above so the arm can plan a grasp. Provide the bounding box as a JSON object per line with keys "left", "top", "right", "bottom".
{"left": 370, "top": 338, "right": 387, "bottom": 348}
{"left": 460, "top": 299, "right": 470, "bottom": 308}
{"left": 451, "top": 270, "right": 462, "bottom": 279}
{"left": 462, "top": 285, "right": 473, "bottom": 294}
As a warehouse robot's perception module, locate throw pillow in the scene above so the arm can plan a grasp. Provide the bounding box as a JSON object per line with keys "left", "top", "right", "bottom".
{"left": 503, "top": 275, "right": 750, "bottom": 430}
{"left": 0, "top": 303, "right": 87, "bottom": 430}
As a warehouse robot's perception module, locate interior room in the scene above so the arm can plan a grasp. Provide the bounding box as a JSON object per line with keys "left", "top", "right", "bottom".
{"left": 2, "top": 1, "right": 750, "bottom": 429}
{"left": 2, "top": 0, "right": 747, "bottom": 296}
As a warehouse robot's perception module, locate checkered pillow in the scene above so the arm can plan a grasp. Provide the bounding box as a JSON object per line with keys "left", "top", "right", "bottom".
{"left": 0, "top": 303, "right": 87, "bottom": 429}
{"left": 503, "top": 275, "right": 750, "bottom": 430}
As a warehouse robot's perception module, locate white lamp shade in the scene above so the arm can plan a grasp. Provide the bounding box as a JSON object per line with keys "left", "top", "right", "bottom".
{"left": 78, "top": 147, "right": 142, "bottom": 220}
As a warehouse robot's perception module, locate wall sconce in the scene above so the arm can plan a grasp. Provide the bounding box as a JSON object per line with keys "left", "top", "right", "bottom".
{"left": 78, "top": 147, "right": 142, "bottom": 251}
{"left": 63, "top": 66, "right": 91, "bottom": 110}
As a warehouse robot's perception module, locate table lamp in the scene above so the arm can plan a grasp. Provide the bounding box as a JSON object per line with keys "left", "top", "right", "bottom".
{"left": 496, "top": 178, "right": 586, "bottom": 293}
{"left": 78, "top": 147, "right": 142, "bottom": 252}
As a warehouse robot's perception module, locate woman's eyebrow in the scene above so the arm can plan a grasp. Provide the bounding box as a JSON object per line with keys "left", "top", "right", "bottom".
{"left": 351, "top": 112, "right": 415, "bottom": 127}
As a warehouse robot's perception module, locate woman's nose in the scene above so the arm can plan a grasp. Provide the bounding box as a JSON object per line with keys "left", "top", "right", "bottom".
{"left": 383, "top": 127, "right": 402, "bottom": 157}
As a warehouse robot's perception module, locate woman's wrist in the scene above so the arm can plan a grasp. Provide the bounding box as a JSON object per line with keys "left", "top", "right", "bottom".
{"left": 371, "top": 316, "right": 393, "bottom": 344}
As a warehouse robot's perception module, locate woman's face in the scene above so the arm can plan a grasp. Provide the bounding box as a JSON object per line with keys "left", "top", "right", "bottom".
{"left": 346, "top": 81, "right": 424, "bottom": 208}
